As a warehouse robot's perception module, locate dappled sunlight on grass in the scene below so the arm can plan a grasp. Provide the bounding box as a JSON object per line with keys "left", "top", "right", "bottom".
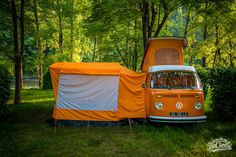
{"left": 21, "top": 98, "right": 54, "bottom": 103}
{"left": 9, "top": 89, "right": 54, "bottom": 104}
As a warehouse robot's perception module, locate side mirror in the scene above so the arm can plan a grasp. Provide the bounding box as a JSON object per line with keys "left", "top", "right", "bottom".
{"left": 142, "top": 82, "right": 147, "bottom": 88}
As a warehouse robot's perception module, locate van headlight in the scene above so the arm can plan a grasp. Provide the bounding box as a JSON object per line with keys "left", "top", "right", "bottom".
{"left": 195, "top": 102, "right": 202, "bottom": 110}
{"left": 155, "top": 102, "right": 163, "bottom": 110}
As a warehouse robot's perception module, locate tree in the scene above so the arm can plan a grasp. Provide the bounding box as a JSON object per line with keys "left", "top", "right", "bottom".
{"left": 139, "top": 0, "right": 184, "bottom": 52}
{"left": 11, "top": 0, "right": 21, "bottom": 104}
{"left": 33, "top": 0, "right": 43, "bottom": 88}
{"left": 0, "top": 0, "right": 235, "bottom": 94}
{"left": 57, "top": 0, "right": 63, "bottom": 53}
{"left": 10, "top": 0, "right": 25, "bottom": 104}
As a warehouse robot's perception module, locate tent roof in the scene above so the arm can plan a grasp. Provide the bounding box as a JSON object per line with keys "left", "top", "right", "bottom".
{"left": 147, "top": 37, "right": 187, "bottom": 48}
{"left": 50, "top": 62, "right": 121, "bottom": 75}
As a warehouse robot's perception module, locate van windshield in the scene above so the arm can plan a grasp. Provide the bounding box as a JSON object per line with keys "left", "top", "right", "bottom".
{"left": 150, "top": 71, "right": 202, "bottom": 89}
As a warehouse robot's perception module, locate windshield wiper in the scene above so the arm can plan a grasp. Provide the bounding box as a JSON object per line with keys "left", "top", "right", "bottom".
{"left": 186, "top": 86, "right": 194, "bottom": 90}
{"left": 167, "top": 85, "right": 172, "bottom": 90}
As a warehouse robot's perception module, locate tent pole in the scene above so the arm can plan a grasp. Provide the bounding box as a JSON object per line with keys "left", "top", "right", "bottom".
{"left": 87, "top": 121, "right": 89, "bottom": 134}
{"left": 53, "top": 119, "right": 57, "bottom": 136}
{"left": 128, "top": 118, "right": 133, "bottom": 135}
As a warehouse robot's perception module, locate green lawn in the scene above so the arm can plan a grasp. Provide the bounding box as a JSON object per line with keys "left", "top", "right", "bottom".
{"left": 0, "top": 89, "right": 235, "bottom": 157}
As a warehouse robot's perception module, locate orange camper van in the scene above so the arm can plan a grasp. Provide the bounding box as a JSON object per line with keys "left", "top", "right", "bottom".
{"left": 142, "top": 37, "right": 207, "bottom": 123}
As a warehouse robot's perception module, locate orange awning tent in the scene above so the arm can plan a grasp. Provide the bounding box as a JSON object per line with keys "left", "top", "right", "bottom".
{"left": 50, "top": 62, "right": 147, "bottom": 121}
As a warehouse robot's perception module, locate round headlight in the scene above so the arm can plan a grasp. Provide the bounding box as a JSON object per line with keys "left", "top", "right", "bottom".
{"left": 155, "top": 102, "right": 163, "bottom": 110}
{"left": 195, "top": 102, "right": 202, "bottom": 110}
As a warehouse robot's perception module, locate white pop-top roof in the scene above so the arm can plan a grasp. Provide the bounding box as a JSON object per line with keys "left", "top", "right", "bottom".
{"left": 148, "top": 65, "right": 196, "bottom": 73}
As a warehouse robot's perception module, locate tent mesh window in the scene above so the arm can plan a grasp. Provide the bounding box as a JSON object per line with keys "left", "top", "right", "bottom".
{"left": 154, "top": 48, "right": 180, "bottom": 65}
{"left": 56, "top": 74, "right": 119, "bottom": 111}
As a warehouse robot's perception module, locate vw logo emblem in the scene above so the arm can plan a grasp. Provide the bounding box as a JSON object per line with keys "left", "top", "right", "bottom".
{"left": 176, "top": 102, "right": 183, "bottom": 110}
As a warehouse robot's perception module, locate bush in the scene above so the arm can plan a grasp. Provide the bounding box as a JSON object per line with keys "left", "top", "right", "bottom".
{"left": 209, "top": 67, "right": 236, "bottom": 121}
{"left": 0, "top": 63, "right": 11, "bottom": 117}
{"left": 43, "top": 70, "right": 52, "bottom": 89}
{"left": 195, "top": 66, "right": 210, "bottom": 98}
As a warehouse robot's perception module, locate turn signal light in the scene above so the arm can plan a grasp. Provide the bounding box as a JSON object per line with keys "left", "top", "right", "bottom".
{"left": 195, "top": 95, "right": 200, "bottom": 99}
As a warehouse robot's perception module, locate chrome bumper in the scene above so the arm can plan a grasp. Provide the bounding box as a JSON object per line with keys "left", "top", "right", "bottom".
{"left": 149, "top": 115, "right": 207, "bottom": 123}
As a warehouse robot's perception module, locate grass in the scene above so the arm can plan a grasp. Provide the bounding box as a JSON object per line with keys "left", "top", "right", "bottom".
{"left": 0, "top": 89, "right": 235, "bottom": 157}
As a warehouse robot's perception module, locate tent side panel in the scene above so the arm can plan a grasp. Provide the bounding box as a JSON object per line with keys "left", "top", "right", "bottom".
{"left": 53, "top": 74, "right": 119, "bottom": 121}
{"left": 50, "top": 67, "right": 61, "bottom": 101}
{"left": 118, "top": 67, "right": 147, "bottom": 119}
{"left": 53, "top": 109, "right": 118, "bottom": 121}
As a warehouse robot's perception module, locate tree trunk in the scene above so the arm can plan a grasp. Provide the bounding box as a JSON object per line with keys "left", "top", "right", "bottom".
{"left": 20, "top": 0, "right": 25, "bottom": 89}
{"left": 140, "top": 0, "right": 149, "bottom": 53}
{"left": 92, "top": 37, "right": 96, "bottom": 62}
{"left": 154, "top": 10, "right": 169, "bottom": 37}
{"left": 133, "top": 20, "right": 138, "bottom": 71}
{"left": 202, "top": 24, "right": 207, "bottom": 67}
{"left": 202, "top": 0, "right": 208, "bottom": 68}
{"left": 70, "top": 0, "right": 74, "bottom": 61}
{"left": 228, "top": 36, "right": 234, "bottom": 67}
{"left": 33, "top": 0, "right": 43, "bottom": 88}
{"left": 213, "top": 23, "right": 220, "bottom": 67}
{"left": 154, "top": 0, "right": 169, "bottom": 37}
{"left": 184, "top": 7, "right": 191, "bottom": 37}
{"left": 115, "top": 45, "right": 129, "bottom": 67}
{"left": 57, "top": 0, "right": 63, "bottom": 53}
{"left": 11, "top": 0, "right": 21, "bottom": 104}
{"left": 148, "top": 2, "right": 157, "bottom": 38}
{"left": 157, "top": 3, "right": 161, "bottom": 26}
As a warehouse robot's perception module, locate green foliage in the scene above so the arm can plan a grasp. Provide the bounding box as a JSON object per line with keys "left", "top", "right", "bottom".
{"left": 43, "top": 70, "right": 52, "bottom": 89}
{"left": 0, "top": 0, "right": 236, "bottom": 105}
{"left": 43, "top": 52, "right": 71, "bottom": 76}
{"left": 196, "top": 66, "right": 236, "bottom": 121}
{"left": 195, "top": 66, "right": 210, "bottom": 97}
{"left": 0, "top": 63, "right": 11, "bottom": 104}
{"left": 24, "top": 36, "right": 38, "bottom": 75}
{"left": 209, "top": 67, "right": 236, "bottom": 121}
{"left": 1, "top": 0, "right": 236, "bottom": 74}
{"left": 0, "top": 63, "right": 11, "bottom": 117}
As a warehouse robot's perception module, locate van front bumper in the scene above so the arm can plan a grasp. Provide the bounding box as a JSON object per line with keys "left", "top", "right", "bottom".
{"left": 149, "top": 115, "right": 207, "bottom": 123}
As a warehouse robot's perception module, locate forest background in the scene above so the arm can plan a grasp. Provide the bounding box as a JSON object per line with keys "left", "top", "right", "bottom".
{"left": 0, "top": 0, "right": 235, "bottom": 104}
